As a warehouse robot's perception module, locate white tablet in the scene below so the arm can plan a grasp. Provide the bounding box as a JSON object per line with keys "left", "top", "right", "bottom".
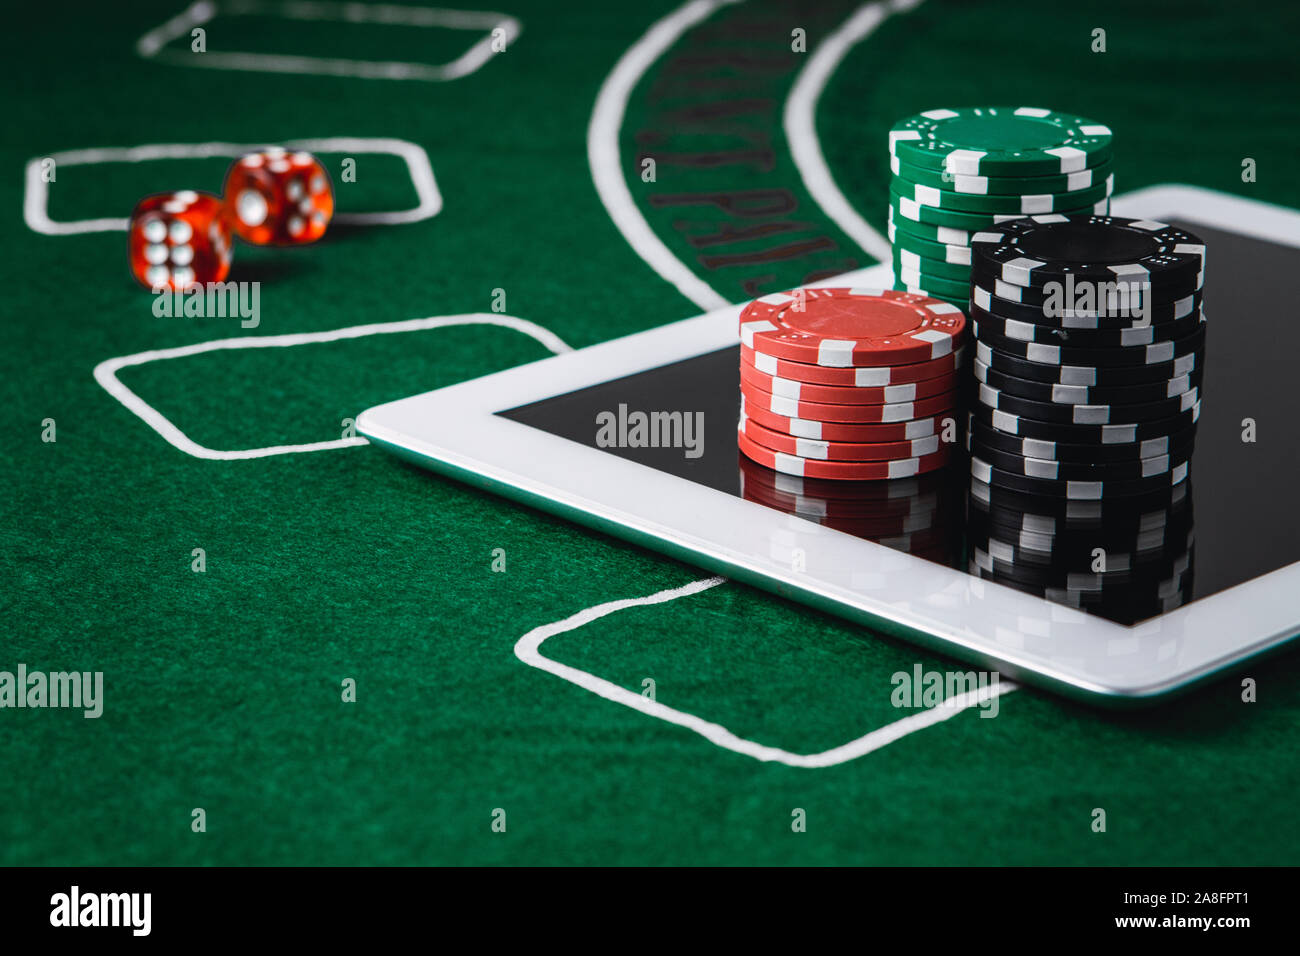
{"left": 357, "top": 186, "right": 1300, "bottom": 704}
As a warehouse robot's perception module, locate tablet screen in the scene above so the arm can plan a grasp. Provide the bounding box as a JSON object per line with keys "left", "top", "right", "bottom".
{"left": 503, "top": 220, "right": 1300, "bottom": 624}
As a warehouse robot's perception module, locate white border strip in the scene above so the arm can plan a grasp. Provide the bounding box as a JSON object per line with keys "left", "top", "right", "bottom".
{"left": 516, "top": 577, "right": 1016, "bottom": 768}
{"left": 92, "top": 314, "right": 571, "bottom": 460}
{"left": 25, "top": 137, "right": 442, "bottom": 236}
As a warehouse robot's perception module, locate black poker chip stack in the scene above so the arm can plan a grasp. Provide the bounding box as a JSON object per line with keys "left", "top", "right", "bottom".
{"left": 963, "top": 214, "right": 1208, "bottom": 619}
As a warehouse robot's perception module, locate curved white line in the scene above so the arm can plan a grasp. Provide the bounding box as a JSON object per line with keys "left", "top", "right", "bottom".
{"left": 515, "top": 577, "right": 1016, "bottom": 768}
{"left": 784, "top": 0, "right": 924, "bottom": 263}
{"left": 93, "top": 314, "right": 572, "bottom": 460}
{"left": 587, "top": 0, "right": 739, "bottom": 312}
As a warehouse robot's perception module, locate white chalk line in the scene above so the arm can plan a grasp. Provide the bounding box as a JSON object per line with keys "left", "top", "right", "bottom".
{"left": 515, "top": 577, "right": 1018, "bottom": 768}
{"left": 783, "top": 0, "right": 925, "bottom": 265}
{"left": 25, "top": 137, "right": 441, "bottom": 237}
{"left": 135, "top": 0, "right": 520, "bottom": 82}
{"left": 587, "top": 0, "right": 740, "bottom": 312}
{"left": 93, "top": 314, "right": 572, "bottom": 460}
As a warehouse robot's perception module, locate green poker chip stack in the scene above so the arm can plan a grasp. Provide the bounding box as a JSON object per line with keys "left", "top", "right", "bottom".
{"left": 887, "top": 107, "right": 1115, "bottom": 307}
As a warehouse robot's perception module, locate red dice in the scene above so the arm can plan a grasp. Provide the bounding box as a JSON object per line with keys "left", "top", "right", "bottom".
{"left": 222, "top": 148, "right": 334, "bottom": 245}
{"left": 128, "top": 191, "right": 232, "bottom": 290}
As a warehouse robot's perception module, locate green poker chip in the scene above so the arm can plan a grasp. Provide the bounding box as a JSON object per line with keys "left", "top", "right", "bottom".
{"left": 888, "top": 220, "right": 972, "bottom": 266}
{"left": 890, "top": 188, "right": 1109, "bottom": 228}
{"left": 891, "top": 154, "right": 1115, "bottom": 196}
{"left": 889, "top": 107, "right": 1113, "bottom": 177}
{"left": 892, "top": 245, "right": 972, "bottom": 282}
{"left": 888, "top": 207, "right": 977, "bottom": 246}
{"left": 894, "top": 265, "right": 972, "bottom": 301}
{"left": 890, "top": 189, "right": 1013, "bottom": 228}
{"left": 892, "top": 282, "right": 966, "bottom": 310}
{"left": 891, "top": 173, "right": 1113, "bottom": 214}
{"left": 887, "top": 201, "right": 1111, "bottom": 246}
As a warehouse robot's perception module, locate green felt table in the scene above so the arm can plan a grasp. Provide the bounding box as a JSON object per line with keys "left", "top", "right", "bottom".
{"left": 4, "top": 0, "right": 1299, "bottom": 866}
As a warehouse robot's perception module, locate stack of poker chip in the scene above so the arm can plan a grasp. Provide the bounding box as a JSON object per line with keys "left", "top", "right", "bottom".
{"left": 736, "top": 288, "right": 966, "bottom": 481}
{"left": 887, "top": 107, "right": 1114, "bottom": 306}
{"left": 963, "top": 213, "right": 1207, "bottom": 616}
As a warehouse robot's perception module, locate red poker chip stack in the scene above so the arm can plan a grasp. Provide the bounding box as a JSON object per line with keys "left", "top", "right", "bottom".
{"left": 736, "top": 288, "right": 968, "bottom": 481}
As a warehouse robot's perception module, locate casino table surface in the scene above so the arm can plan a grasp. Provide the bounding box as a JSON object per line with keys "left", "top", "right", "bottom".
{"left": 4, "top": 0, "right": 1299, "bottom": 867}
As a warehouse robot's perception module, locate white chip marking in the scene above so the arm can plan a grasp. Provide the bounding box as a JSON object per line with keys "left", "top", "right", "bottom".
{"left": 816, "top": 339, "right": 857, "bottom": 367}
{"left": 1044, "top": 145, "right": 1086, "bottom": 173}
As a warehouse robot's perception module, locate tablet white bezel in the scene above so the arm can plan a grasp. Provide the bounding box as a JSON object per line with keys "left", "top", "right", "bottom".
{"left": 357, "top": 186, "right": 1300, "bottom": 703}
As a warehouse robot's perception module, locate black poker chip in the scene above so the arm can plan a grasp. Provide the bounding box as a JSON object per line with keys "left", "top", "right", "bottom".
{"left": 970, "top": 398, "right": 1201, "bottom": 445}
{"left": 973, "top": 318, "right": 1207, "bottom": 368}
{"left": 969, "top": 214, "right": 1207, "bottom": 294}
{"left": 967, "top": 415, "right": 1197, "bottom": 464}
{"left": 971, "top": 454, "right": 1190, "bottom": 499}
{"left": 968, "top": 432, "right": 1194, "bottom": 481}
{"left": 973, "top": 340, "right": 1203, "bottom": 387}
{"left": 976, "top": 380, "right": 1200, "bottom": 426}
{"left": 969, "top": 283, "right": 1203, "bottom": 330}
{"left": 973, "top": 356, "right": 1203, "bottom": 406}
{"left": 971, "top": 304, "right": 1202, "bottom": 349}
{"left": 970, "top": 266, "right": 1203, "bottom": 311}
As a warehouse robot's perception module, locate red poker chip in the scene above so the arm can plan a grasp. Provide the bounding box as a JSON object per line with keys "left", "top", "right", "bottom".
{"left": 737, "top": 429, "right": 954, "bottom": 480}
{"left": 741, "top": 379, "right": 957, "bottom": 424}
{"left": 740, "top": 344, "right": 965, "bottom": 386}
{"left": 740, "top": 357, "right": 957, "bottom": 406}
{"left": 740, "top": 394, "right": 955, "bottom": 443}
{"left": 736, "top": 450, "right": 957, "bottom": 513}
{"left": 740, "top": 414, "right": 944, "bottom": 461}
{"left": 738, "top": 287, "right": 966, "bottom": 367}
